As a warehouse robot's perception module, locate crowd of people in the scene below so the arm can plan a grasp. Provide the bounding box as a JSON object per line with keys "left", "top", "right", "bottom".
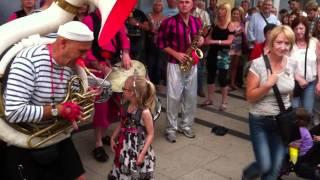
{"left": 3, "top": 0, "right": 320, "bottom": 179}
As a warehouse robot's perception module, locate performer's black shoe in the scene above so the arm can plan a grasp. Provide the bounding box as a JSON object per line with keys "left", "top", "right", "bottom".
{"left": 93, "top": 146, "right": 109, "bottom": 162}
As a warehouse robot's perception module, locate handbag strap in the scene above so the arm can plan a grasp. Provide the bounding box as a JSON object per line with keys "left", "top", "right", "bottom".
{"left": 262, "top": 54, "right": 286, "bottom": 112}
{"left": 303, "top": 41, "right": 309, "bottom": 78}
{"left": 260, "top": 12, "right": 269, "bottom": 25}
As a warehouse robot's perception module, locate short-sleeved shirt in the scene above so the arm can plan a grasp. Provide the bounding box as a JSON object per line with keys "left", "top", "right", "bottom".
{"left": 247, "top": 12, "right": 280, "bottom": 43}
{"left": 157, "top": 14, "right": 202, "bottom": 64}
{"left": 163, "top": 7, "right": 179, "bottom": 17}
{"left": 249, "top": 56, "right": 295, "bottom": 116}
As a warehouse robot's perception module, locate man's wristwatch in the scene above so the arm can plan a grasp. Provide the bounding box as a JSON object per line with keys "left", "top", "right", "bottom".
{"left": 51, "top": 104, "right": 58, "bottom": 117}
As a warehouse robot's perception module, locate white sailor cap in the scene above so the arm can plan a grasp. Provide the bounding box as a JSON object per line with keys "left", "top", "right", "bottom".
{"left": 57, "top": 21, "right": 94, "bottom": 41}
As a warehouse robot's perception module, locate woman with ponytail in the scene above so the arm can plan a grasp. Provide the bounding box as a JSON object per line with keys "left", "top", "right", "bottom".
{"left": 108, "top": 75, "right": 156, "bottom": 179}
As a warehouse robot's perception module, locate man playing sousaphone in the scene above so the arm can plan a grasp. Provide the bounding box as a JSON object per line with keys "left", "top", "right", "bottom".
{"left": 82, "top": 9, "right": 133, "bottom": 162}
{"left": 3, "top": 21, "right": 93, "bottom": 180}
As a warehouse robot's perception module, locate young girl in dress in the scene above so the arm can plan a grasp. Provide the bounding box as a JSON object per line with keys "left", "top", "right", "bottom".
{"left": 108, "top": 75, "right": 156, "bottom": 180}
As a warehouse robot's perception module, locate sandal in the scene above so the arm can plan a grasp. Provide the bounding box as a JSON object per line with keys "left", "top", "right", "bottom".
{"left": 219, "top": 103, "right": 227, "bottom": 111}
{"left": 229, "top": 85, "right": 239, "bottom": 91}
{"left": 200, "top": 100, "right": 213, "bottom": 107}
{"left": 92, "top": 146, "right": 109, "bottom": 162}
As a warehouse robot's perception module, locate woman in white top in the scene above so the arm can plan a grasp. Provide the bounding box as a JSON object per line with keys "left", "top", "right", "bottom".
{"left": 290, "top": 16, "right": 320, "bottom": 118}
{"left": 242, "top": 25, "right": 296, "bottom": 180}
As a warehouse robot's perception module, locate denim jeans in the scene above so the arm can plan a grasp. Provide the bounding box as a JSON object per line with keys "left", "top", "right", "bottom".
{"left": 292, "top": 80, "right": 316, "bottom": 114}
{"left": 243, "top": 113, "right": 286, "bottom": 180}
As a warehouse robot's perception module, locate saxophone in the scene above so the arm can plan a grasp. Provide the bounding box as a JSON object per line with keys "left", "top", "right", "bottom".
{"left": 180, "top": 25, "right": 207, "bottom": 72}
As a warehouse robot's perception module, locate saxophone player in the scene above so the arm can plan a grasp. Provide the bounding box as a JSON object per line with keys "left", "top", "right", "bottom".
{"left": 158, "top": 0, "right": 204, "bottom": 143}
{"left": 3, "top": 21, "right": 93, "bottom": 180}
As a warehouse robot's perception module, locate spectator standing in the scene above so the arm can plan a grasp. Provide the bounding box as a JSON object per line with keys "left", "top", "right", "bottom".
{"left": 229, "top": 7, "right": 245, "bottom": 90}
{"left": 281, "top": 14, "right": 290, "bottom": 25}
{"left": 242, "top": 25, "right": 296, "bottom": 180}
{"left": 247, "top": 0, "right": 280, "bottom": 45}
{"left": 305, "top": 1, "right": 319, "bottom": 34}
{"left": 126, "top": 8, "right": 150, "bottom": 62}
{"left": 207, "top": 0, "right": 218, "bottom": 25}
{"left": 7, "top": 0, "right": 37, "bottom": 22}
{"left": 163, "top": 0, "right": 179, "bottom": 17}
{"left": 192, "top": 0, "right": 211, "bottom": 98}
{"left": 288, "top": 0, "right": 307, "bottom": 17}
{"left": 200, "top": 3, "right": 234, "bottom": 111}
{"left": 240, "top": 0, "right": 250, "bottom": 22}
{"left": 145, "top": 0, "right": 167, "bottom": 89}
{"left": 75, "top": 3, "right": 90, "bottom": 22}
{"left": 290, "top": 16, "right": 320, "bottom": 119}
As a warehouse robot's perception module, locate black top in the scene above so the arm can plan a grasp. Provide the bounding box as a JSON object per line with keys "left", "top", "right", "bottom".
{"left": 126, "top": 9, "right": 148, "bottom": 37}
{"left": 208, "top": 24, "right": 233, "bottom": 57}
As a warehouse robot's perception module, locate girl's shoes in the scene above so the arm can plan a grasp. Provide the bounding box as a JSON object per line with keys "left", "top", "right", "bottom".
{"left": 219, "top": 103, "right": 227, "bottom": 111}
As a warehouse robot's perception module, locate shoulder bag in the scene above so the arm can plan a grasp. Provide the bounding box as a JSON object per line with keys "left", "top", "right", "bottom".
{"left": 263, "top": 55, "right": 300, "bottom": 145}
{"left": 293, "top": 42, "right": 309, "bottom": 97}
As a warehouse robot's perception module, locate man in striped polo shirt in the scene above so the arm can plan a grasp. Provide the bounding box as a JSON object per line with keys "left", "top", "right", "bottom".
{"left": 158, "top": 0, "right": 204, "bottom": 143}
{"left": 3, "top": 21, "right": 93, "bottom": 180}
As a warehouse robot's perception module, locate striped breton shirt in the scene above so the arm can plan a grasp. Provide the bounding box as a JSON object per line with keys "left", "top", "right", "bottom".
{"left": 157, "top": 14, "right": 202, "bottom": 64}
{"left": 4, "top": 44, "right": 74, "bottom": 123}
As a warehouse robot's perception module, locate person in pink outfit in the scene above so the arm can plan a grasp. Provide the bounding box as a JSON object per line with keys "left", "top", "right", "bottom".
{"left": 7, "top": 0, "right": 37, "bottom": 22}
{"left": 83, "top": 9, "right": 132, "bottom": 162}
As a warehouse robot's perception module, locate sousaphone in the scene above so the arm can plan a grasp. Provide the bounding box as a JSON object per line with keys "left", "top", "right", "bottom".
{"left": 0, "top": 0, "right": 137, "bottom": 149}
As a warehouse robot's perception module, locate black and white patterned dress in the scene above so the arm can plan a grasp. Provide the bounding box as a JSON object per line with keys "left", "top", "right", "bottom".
{"left": 108, "top": 108, "right": 156, "bottom": 180}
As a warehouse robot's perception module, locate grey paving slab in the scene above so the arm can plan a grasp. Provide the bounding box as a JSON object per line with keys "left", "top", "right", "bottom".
{"left": 178, "top": 168, "right": 229, "bottom": 180}
{"left": 71, "top": 88, "right": 305, "bottom": 180}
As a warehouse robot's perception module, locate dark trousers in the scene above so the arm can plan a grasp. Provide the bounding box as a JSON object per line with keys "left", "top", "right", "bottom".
{"left": 5, "top": 138, "right": 84, "bottom": 180}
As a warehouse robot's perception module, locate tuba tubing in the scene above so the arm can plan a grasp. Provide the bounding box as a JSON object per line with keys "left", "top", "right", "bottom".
{"left": 0, "top": 3, "right": 74, "bottom": 64}
{"left": 0, "top": 0, "right": 117, "bottom": 77}
{"left": 0, "top": 0, "right": 131, "bottom": 149}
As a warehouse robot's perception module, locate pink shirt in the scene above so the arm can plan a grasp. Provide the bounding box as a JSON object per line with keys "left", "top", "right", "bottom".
{"left": 82, "top": 10, "right": 130, "bottom": 62}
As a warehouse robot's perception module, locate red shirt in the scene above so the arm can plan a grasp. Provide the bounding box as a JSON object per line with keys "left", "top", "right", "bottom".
{"left": 249, "top": 42, "right": 265, "bottom": 61}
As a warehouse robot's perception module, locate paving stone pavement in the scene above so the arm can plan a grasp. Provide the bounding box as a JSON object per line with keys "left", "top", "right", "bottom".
{"left": 72, "top": 89, "right": 304, "bottom": 180}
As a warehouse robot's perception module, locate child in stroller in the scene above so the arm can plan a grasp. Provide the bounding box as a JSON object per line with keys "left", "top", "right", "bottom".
{"left": 279, "top": 108, "right": 314, "bottom": 179}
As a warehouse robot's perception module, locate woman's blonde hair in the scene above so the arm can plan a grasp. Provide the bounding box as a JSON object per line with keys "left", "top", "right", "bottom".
{"left": 267, "top": 25, "right": 295, "bottom": 51}
{"left": 153, "top": 0, "right": 164, "bottom": 12}
{"left": 214, "top": 2, "right": 231, "bottom": 27}
{"left": 128, "top": 75, "right": 156, "bottom": 113}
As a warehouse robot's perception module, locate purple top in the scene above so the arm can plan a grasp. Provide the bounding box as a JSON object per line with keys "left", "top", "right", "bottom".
{"left": 82, "top": 10, "right": 130, "bottom": 62}
{"left": 157, "top": 14, "right": 202, "bottom": 64}
{"left": 297, "top": 127, "right": 313, "bottom": 156}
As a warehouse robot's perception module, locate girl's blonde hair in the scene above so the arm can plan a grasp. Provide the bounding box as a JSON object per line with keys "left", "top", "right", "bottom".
{"left": 214, "top": 2, "right": 232, "bottom": 27}
{"left": 267, "top": 25, "right": 295, "bottom": 51}
{"left": 128, "top": 75, "right": 156, "bottom": 113}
